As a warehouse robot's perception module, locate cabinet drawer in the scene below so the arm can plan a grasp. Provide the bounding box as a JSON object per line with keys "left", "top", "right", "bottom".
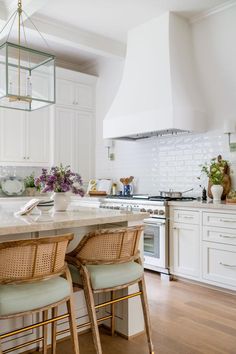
{"left": 173, "top": 209, "right": 199, "bottom": 224}
{"left": 203, "top": 212, "right": 236, "bottom": 229}
{"left": 203, "top": 226, "right": 236, "bottom": 246}
{"left": 203, "top": 242, "right": 236, "bottom": 287}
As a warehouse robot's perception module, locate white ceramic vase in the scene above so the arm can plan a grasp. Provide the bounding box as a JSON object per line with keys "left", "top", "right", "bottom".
{"left": 53, "top": 192, "right": 70, "bottom": 211}
{"left": 211, "top": 185, "right": 223, "bottom": 203}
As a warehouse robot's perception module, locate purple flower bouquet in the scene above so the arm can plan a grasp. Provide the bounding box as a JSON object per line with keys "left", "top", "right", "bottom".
{"left": 35, "top": 165, "right": 85, "bottom": 196}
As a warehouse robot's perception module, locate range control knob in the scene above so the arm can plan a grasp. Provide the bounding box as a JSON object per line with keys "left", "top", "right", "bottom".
{"left": 153, "top": 209, "right": 159, "bottom": 215}
{"left": 159, "top": 210, "right": 165, "bottom": 215}
{"left": 147, "top": 209, "right": 153, "bottom": 214}
{"left": 140, "top": 208, "right": 146, "bottom": 212}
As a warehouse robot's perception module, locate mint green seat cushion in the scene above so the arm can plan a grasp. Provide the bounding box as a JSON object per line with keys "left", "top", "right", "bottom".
{"left": 0, "top": 277, "right": 70, "bottom": 317}
{"left": 69, "top": 262, "right": 143, "bottom": 290}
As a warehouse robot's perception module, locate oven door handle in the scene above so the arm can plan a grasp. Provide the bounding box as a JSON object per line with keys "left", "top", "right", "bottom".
{"left": 144, "top": 222, "right": 166, "bottom": 227}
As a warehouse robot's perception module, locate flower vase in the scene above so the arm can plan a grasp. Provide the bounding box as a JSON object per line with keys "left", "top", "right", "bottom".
{"left": 53, "top": 192, "right": 70, "bottom": 211}
{"left": 211, "top": 185, "right": 223, "bottom": 203}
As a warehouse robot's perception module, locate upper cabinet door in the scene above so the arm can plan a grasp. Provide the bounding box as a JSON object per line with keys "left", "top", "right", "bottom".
{"left": 54, "top": 106, "right": 76, "bottom": 169}
{"left": 26, "top": 107, "right": 51, "bottom": 165}
{"left": 75, "top": 111, "right": 94, "bottom": 183}
{"left": 56, "top": 79, "right": 75, "bottom": 107}
{"left": 0, "top": 109, "right": 26, "bottom": 163}
{"left": 75, "top": 84, "right": 93, "bottom": 110}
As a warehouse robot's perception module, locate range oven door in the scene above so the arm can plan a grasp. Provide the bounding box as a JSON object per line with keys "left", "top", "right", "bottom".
{"left": 143, "top": 217, "right": 168, "bottom": 270}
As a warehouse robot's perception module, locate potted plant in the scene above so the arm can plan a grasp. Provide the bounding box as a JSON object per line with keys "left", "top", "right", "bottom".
{"left": 200, "top": 156, "right": 230, "bottom": 202}
{"left": 24, "top": 173, "right": 37, "bottom": 196}
{"left": 35, "top": 165, "right": 84, "bottom": 211}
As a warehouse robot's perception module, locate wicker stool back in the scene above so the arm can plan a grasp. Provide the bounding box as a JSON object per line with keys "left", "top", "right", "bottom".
{"left": 67, "top": 226, "right": 154, "bottom": 354}
{"left": 0, "top": 234, "right": 80, "bottom": 354}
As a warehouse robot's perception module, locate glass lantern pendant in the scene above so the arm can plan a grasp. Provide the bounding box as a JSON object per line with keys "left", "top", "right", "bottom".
{"left": 0, "top": 0, "right": 55, "bottom": 111}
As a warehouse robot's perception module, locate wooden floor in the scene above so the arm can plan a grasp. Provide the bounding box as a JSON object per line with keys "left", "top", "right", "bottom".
{"left": 35, "top": 271, "right": 236, "bottom": 354}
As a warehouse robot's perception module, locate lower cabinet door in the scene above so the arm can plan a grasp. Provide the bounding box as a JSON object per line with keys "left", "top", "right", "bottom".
{"left": 170, "top": 222, "right": 200, "bottom": 278}
{"left": 203, "top": 241, "right": 236, "bottom": 288}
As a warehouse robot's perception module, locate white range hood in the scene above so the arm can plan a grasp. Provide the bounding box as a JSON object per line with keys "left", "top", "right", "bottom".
{"left": 103, "top": 12, "right": 206, "bottom": 140}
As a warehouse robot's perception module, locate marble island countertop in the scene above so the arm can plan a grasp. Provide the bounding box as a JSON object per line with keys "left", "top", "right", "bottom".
{"left": 0, "top": 200, "right": 147, "bottom": 236}
{"left": 168, "top": 200, "right": 236, "bottom": 210}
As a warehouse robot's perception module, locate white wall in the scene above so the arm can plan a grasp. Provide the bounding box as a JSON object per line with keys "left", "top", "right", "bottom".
{"left": 192, "top": 5, "right": 236, "bottom": 129}
{"left": 95, "top": 5, "right": 236, "bottom": 196}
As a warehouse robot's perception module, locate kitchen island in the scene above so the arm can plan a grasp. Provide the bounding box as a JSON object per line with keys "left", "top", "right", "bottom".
{"left": 0, "top": 199, "right": 147, "bottom": 353}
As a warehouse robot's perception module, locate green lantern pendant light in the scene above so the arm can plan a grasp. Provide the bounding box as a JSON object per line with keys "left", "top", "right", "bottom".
{"left": 0, "top": 0, "right": 55, "bottom": 111}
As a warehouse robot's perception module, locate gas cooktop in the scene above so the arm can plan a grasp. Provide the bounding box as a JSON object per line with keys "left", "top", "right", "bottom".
{"left": 106, "top": 195, "right": 196, "bottom": 201}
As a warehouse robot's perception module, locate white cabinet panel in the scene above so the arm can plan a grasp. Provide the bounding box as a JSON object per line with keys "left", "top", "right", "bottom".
{"left": 56, "top": 78, "right": 75, "bottom": 106}
{"left": 54, "top": 107, "right": 94, "bottom": 183}
{"left": 203, "top": 226, "right": 236, "bottom": 246}
{"left": 203, "top": 212, "right": 236, "bottom": 229}
{"left": 75, "top": 84, "right": 93, "bottom": 109}
{"left": 56, "top": 78, "right": 94, "bottom": 110}
{"left": 54, "top": 107, "right": 76, "bottom": 168}
{"left": 203, "top": 242, "right": 236, "bottom": 287}
{"left": 76, "top": 112, "right": 94, "bottom": 183}
{"left": 27, "top": 107, "right": 50, "bottom": 164}
{"left": 173, "top": 209, "right": 199, "bottom": 225}
{"left": 0, "top": 109, "right": 26, "bottom": 162}
{"left": 170, "top": 222, "right": 200, "bottom": 278}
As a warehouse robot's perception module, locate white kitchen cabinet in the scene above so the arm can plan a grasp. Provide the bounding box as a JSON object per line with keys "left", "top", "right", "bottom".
{"left": 54, "top": 106, "right": 94, "bottom": 183}
{"left": 202, "top": 210, "right": 236, "bottom": 290}
{"left": 54, "top": 106, "right": 75, "bottom": 168}
{"left": 170, "top": 222, "right": 200, "bottom": 278}
{"left": 0, "top": 109, "right": 26, "bottom": 163}
{"left": 169, "top": 205, "right": 236, "bottom": 291}
{"left": 0, "top": 67, "right": 96, "bottom": 169}
{"left": 75, "top": 111, "right": 94, "bottom": 182}
{"left": 0, "top": 107, "right": 51, "bottom": 166}
{"left": 27, "top": 107, "right": 51, "bottom": 164}
{"left": 56, "top": 78, "right": 94, "bottom": 110}
{"left": 203, "top": 242, "right": 236, "bottom": 287}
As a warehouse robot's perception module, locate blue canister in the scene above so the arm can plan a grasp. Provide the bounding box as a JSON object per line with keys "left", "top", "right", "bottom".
{"left": 123, "top": 184, "right": 132, "bottom": 196}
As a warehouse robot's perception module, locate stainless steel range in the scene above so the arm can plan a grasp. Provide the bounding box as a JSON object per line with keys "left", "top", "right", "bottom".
{"left": 100, "top": 195, "right": 170, "bottom": 274}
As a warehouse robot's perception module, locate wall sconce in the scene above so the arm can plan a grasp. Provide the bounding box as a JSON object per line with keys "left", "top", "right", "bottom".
{"left": 104, "top": 139, "right": 115, "bottom": 160}
{"left": 224, "top": 120, "right": 236, "bottom": 152}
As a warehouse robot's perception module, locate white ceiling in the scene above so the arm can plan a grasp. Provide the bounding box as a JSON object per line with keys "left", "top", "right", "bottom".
{"left": 0, "top": 0, "right": 234, "bottom": 70}
{"left": 36, "top": 0, "right": 231, "bottom": 43}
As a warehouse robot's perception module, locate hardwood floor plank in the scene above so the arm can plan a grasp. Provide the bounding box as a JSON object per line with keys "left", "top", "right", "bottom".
{"left": 30, "top": 271, "right": 236, "bottom": 354}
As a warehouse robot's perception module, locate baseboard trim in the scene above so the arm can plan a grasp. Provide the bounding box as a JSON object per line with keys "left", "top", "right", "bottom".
{"left": 172, "top": 275, "right": 236, "bottom": 295}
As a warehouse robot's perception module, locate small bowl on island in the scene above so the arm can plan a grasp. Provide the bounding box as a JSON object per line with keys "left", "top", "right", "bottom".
{"left": 226, "top": 191, "right": 236, "bottom": 204}
{"left": 37, "top": 200, "right": 54, "bottom": 213}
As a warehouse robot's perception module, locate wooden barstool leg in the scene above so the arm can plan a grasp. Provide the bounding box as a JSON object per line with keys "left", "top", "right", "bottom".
{"left": 138, "top": 277, "right": 154, "bottom": 354}
{"left": 51, "top": 307, "right": 58, "bottom": 354}
{"left": 42, "top": 310, "right": 48, "bottom": 354}
{"left": 82, "top": 267, "right": 102, "bottom": 354}
{"left": 66, "top": 298, "right": 80, "bottom": 354}
{"left": 111, "top": 291, "right": 115, "bottom": 336}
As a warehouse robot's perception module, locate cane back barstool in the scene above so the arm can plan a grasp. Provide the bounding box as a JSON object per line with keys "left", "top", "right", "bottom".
{"left": 0, "top": 234, "right": 80, "bottom": 354}
{"left": 66, "top": 225, "right": 154, "bottom": 354}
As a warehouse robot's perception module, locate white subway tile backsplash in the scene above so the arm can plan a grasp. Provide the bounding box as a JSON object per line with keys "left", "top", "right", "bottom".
{"left": 96, "top": 131, "right": 236, "bottom": 196}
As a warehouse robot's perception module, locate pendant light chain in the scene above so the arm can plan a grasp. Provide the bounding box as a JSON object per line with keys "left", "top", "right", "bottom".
{"left": 18, "top": 0, "right": 22, "bottom": 97}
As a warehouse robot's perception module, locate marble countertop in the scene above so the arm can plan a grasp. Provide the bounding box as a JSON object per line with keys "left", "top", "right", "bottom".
{"left": 168, "top": 200, "right": 236, "bottom": 210}
{"left": 0, "top": 200, "right": 147, "bottom": 236}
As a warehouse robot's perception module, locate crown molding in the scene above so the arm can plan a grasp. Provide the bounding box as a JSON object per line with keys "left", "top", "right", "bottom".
{"left": 190, "top": 0, "right": 236, "bottom": 23}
